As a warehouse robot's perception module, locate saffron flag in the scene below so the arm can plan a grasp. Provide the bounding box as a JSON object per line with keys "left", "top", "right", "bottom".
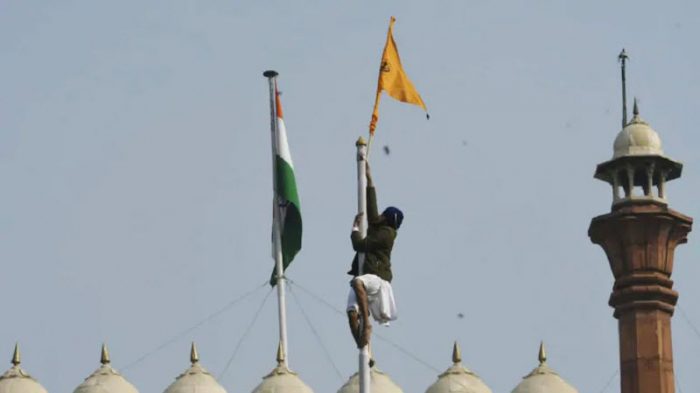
{"left": 271, "top": 85, "right": 302, "bottom": 286}
{"left": 370, "top": 16, "right": 428, "bottom": 134}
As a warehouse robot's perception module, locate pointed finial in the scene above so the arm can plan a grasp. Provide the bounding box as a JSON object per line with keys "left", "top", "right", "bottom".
{"left": 618, "top": 48, "right": 628, "bottom": 61}
{"left": 11, "top": 343, "right": 20, "bottom": 366}
{"left": 356, "top": 136, "right": 367, "bottom": 146}
{"left": 452, "top": 341, "right": 462, "bottom": 364}
{"left": 633, "top": 98, "right": 639, "bottom": 116}
{"left": 190, "top": 342, "right": 199, "bottom": 364}
{"left": 538, "top": 341, "right": 547, "bottom": 364}
{"left": 276, "top": 342, "right": 285, "bottom": 365}
{"left": 101, "top": 343, "right": 111, "bottom": 365}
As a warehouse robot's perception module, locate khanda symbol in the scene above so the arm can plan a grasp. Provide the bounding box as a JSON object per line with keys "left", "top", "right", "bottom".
{"left": 380, "top": 61, "right": 391, "bottom": 73}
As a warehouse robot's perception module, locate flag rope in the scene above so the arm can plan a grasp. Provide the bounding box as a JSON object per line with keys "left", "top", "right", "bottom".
{"left": 218, "top": 286, "right": 275, "bottom": 381}
{"left": 121, "top": 280, "right": 269, "bottom": 371}
{"left": 595, "top": 369, "right": 618, "bottom": 393}
{"left": 288, "top": 284, "right": 345, "bottom": 381}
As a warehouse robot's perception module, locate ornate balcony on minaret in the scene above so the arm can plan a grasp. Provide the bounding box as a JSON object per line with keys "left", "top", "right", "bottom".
{"left": 588, "top": 101, "right": 692, "bottom": 393}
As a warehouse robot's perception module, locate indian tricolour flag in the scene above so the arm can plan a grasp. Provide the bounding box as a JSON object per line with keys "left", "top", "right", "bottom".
{"left": 270, "top": 85, "right": 302, "bottom": 285}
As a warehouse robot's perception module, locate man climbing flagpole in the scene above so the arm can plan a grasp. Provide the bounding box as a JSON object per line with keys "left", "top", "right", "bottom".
{"left": 348, "top": 139, "right": 403, "bottom": 392}
{"left": 347, "top": 16, "right": 425, "bottom": 393}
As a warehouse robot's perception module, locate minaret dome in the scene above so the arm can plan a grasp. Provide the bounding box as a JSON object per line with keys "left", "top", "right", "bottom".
{"left": 163, "top": 343, "right": 227, "bottom": 393}
{"left": 510, "top": 342, "right": 577, "bottom": 393}
{"left": 0, "top": 344, "right": 48, "bottom": 393}
{"left": 251, "top": 343, "right": 314, "bottom": 393}
{"left": 425, "top": 341, "right": 492, "bottom": 393}
{"left": 73, "top": 344, "right": 139, "bottom": 393}
{"left": 594, "top": 100, "right": 682, "bottom": 207}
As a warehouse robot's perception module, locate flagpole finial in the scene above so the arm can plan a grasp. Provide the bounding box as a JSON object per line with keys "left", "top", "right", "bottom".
{"left": 190, "top": 342, "right": 199, "bottom": 364}
{"left": 11, "top": 343, "right": 20, "bottom": 366}
{"left": 356, "top": 136, "right": 368, "bottom": 147}
{"left": 101, "top": 343, "right": 111, "bottom": 365}
{"left": 618, "top": 48, "right": 628, "bottom": 61}
{"left": 263, "top": 70, "right": 279, "bottom": 78}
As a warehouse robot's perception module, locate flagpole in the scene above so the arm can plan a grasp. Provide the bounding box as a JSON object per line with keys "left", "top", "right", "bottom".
{"left": 264, "top": 69, "right": 289, "bottom": 367}
{"left": 355, "top": 136, "right": 371, "bottom": 393}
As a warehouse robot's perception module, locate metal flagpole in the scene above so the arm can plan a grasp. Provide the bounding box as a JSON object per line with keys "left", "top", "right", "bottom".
{"left": 355, "top": 136, "right": 371, "bottom": 393}
{"left": 264, "top": 69, "right": 289, "bottom": 367}
{"left": 619, "top": 49, "right": 629, "bottom": 128}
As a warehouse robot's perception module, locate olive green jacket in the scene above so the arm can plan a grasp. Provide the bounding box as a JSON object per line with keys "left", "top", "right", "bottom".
{"left": 347, "top": 186, "right": 396, "bottom": 282}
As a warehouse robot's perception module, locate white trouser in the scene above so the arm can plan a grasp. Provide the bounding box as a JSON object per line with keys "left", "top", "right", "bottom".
{"left": 347, "top": 274, "right": 398, "bottom": 326}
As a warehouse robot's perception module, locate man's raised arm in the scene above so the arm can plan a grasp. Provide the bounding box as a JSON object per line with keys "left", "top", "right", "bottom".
{"left": 366, "top": 162, "right": 380, "bottom": 223}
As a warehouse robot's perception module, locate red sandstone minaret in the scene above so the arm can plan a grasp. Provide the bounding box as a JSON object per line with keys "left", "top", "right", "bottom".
{"left": 588, "top": 99, "right": 692, "bottom": 393}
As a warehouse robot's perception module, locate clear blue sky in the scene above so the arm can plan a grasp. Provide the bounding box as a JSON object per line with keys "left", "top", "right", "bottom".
{"left": 2, "top": 1, "right": 700, "bottom": 393}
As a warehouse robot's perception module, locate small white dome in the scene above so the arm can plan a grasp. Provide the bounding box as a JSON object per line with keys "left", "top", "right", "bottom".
{"left": 251, "top": 345, "right": 313, "bottom": 393}
{"left": 425, "top": 342, "right": 492, "bottom": 393}
{"left": 511, "top": 343, "right": 577, "bottom": 393}
{"left": 613, "top": 102, "right": 663, "bottom": 158}
{"left": 73, "top": 344, "right": 139, "bottom": 393}
{"left": 337, "top": 366, "right": 402, "bottom": 393}
{"left": 0, "top": 345, "right": 48, "bottom": 393}
{"left": 163, "top": 343, "right": 226, "bottom": 393}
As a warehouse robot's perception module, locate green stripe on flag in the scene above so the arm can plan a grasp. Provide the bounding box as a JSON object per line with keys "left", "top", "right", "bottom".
{"left": 270, "top": 155, "right": 302, "bottom": 285}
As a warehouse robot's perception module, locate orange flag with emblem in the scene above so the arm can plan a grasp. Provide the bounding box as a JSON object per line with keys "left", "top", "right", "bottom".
{"left": 369, "top": 17, "right": 428, "bottom": 135}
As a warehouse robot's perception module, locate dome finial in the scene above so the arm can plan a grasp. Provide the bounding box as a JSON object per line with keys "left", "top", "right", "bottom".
{"left": 633, "top": 98, "right": 639, "bottom": 116}
{"left": 452, "top": 341, "right": 462, "bottom": 364}
{"left": 190, "top": 342, "right": 199, "bottom": 364}
{"left": 276, "top": 342, "right": 285, "bottom": 365}
{"left": 538, "top": 341, "right": 547, "bottom": 365}
{"left": 11, "top": 342, "right": 20, "bottom": 366}
{"left": 101, "top": 343, "right": 111, "bottom": 365}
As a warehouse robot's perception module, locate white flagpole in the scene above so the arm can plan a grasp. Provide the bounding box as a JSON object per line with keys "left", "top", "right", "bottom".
{"left": 355, "top": 136, "right": 371, "bottom": 393}
{"left": 264, "top": 70, "right": 289, "bottom": 367}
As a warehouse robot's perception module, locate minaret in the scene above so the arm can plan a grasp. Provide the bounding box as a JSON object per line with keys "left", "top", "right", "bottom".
{"left": 588, "top": 99, "right": 692, "bottom": 393}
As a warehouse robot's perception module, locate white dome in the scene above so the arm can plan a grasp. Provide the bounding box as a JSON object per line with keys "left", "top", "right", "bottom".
{"left": 163, "top": 344, "right": 226, "bottom": 393}
{"left": 511, "top": 343, "right": 577, "bottom": 393}
{"left": 425, "top": 342, "right": 492, "bottom": 393}
{"left": 337, "top": 366, "right": 402, "bottom": 393}
{"left": 251, "top": 345, "right": 313, "bottom": 393}
{"left": 0, "top": 345, "right": 48, "bottom": 393}
{"left": 73, "top": 345, "right": 139, "bottom": 393}
{"left": 613, "top": 103, "right": 663, "bottom": 158}
{"left": 251, "top": 366, "right": 313, "bottom": 393}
